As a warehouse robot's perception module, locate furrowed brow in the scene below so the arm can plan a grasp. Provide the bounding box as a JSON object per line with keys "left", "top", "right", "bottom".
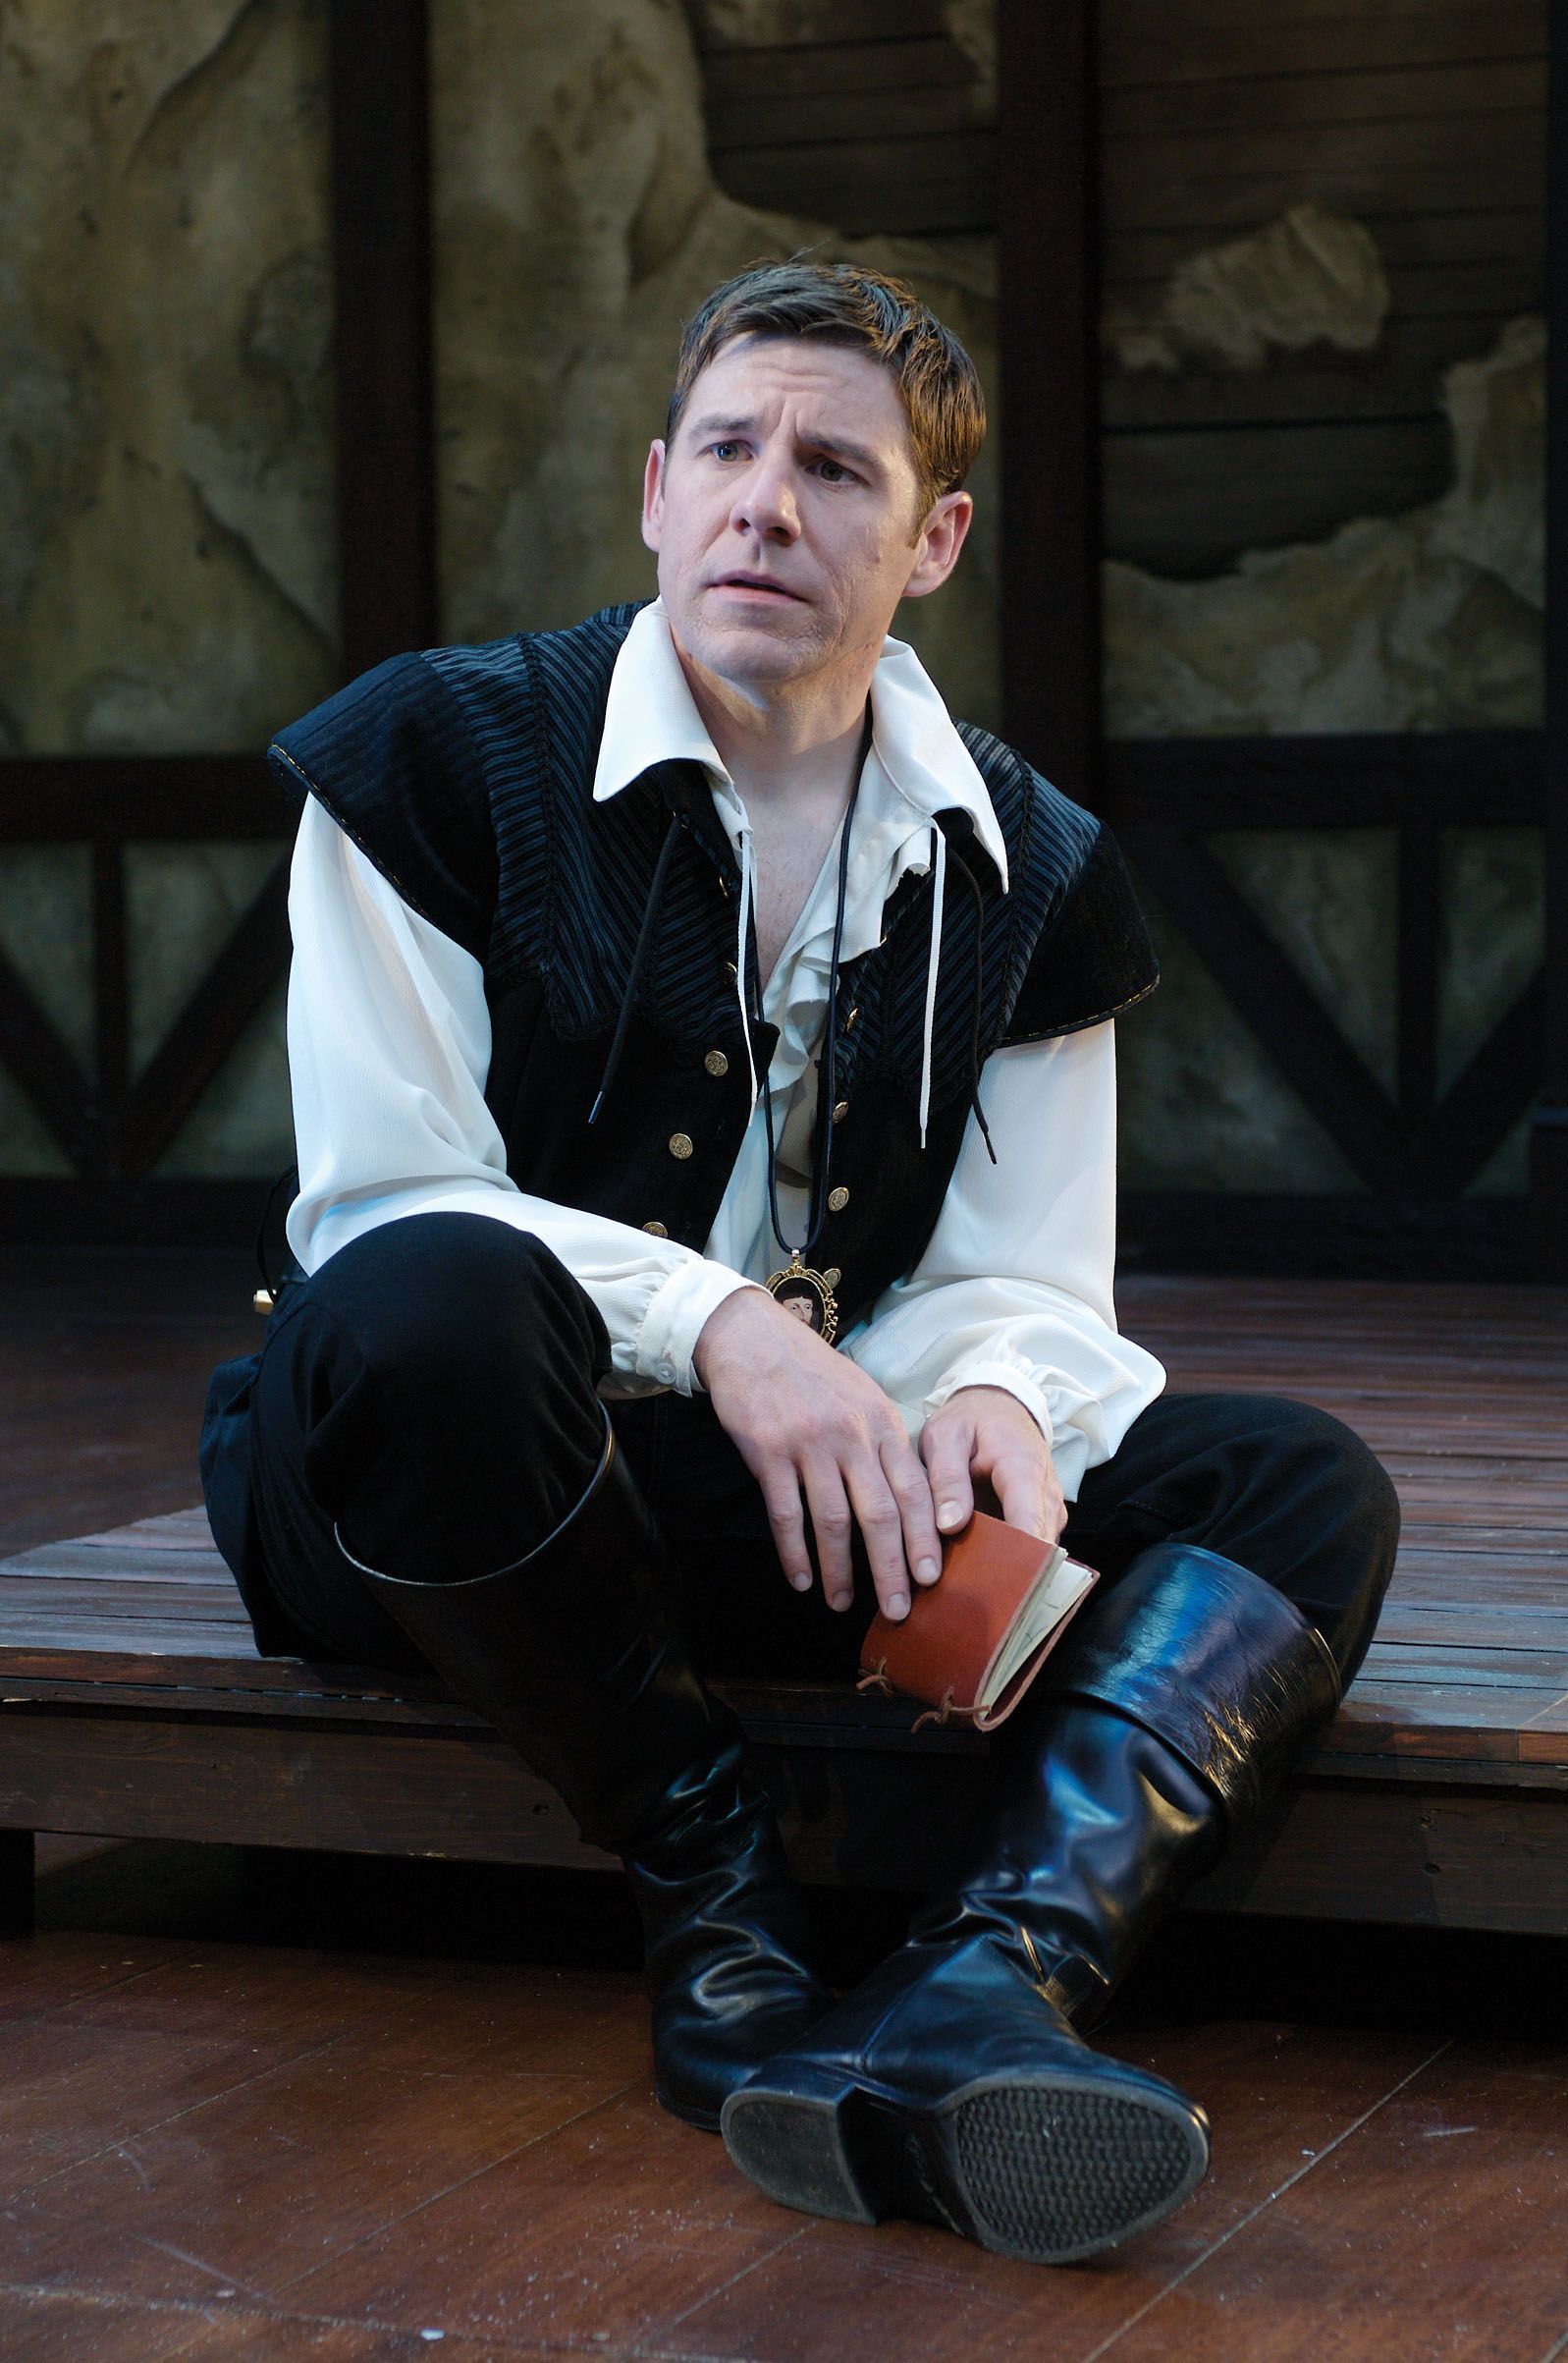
{"left": 686, "top": 412, "right": 757, "bottom": 441}
{"left": 683, "top": 413, "right": 885, "bottom": 476}
{"left": 805, "top": 432, "right": 882, "bottom": 475}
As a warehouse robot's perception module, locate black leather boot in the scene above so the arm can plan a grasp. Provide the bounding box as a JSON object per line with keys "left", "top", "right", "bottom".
{"left": 339, "top": 1409, "right": 832, "bottom": 2130}
{"left": 721, "top": 1545, "right": 1341, "bottom": 2262}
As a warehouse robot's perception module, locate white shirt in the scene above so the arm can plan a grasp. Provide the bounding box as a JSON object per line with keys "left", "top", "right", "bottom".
{"left": 284, "top": 604, "right": 1164, "bottom": 1498}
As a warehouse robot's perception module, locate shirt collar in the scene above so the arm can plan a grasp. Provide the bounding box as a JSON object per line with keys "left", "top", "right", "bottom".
{"left": 590, "top": 599, "right": 1009, "bottom": 891}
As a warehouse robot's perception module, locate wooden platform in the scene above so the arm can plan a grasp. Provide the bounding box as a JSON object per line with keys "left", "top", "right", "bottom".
{"left": 0, "top": 1277, "right": 1562, "bottom": 1935}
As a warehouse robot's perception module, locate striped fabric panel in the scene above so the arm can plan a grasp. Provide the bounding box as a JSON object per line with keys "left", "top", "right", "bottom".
{"left": 433, "top": 608, "right": 1108, "bottom": 1096}
{"left": 528, "top": 609, "right": 739, "bottom": 1040}
{"left": 269, "top": 649, "right": 497, "bottom": 960}
{"left": 855, "top": 726, "right": 1101, "bottom": 1109}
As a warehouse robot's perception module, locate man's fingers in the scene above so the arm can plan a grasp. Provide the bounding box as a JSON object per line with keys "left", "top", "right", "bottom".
{"left": 801, "top": 1463, "right": 856, "bottom": 1611}
{"left": 848, "top": 1478, "right": 913, "bottom": 1621}
{"left": 760, "top": 1472, "right": 814, "bottom": 1593}
{"left": 920, "top": 1420, "right": 977, "bottom": 1539}
{"left": 992, "top": 1452, "right": 1065, "bottom": 1542}
{"left": 884, "top": 1443, "right": 944, "bottom": 1587}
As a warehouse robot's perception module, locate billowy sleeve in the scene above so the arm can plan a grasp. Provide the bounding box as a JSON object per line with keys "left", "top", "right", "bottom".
{"left": 284, "top": 797, "right": 755, "bottom": 1394}
{"left": 838, "top": 1023, "right": 1164, "bottom": 1497}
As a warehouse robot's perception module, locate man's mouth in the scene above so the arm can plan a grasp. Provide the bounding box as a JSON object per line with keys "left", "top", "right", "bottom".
{"left": 710, "top": 573, "right": 803, "bottom": 602}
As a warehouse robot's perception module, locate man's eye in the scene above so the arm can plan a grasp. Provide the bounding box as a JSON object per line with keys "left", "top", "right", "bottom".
{"left": 815, "top": 459, "right": 852, "bottom": 484}
{"left": 711, "top": 441, "right": 741, "bottom": 462}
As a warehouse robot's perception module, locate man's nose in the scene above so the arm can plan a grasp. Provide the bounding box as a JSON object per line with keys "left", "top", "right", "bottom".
{"left": 730, "top": 459, "right": 800, "bottom": 541}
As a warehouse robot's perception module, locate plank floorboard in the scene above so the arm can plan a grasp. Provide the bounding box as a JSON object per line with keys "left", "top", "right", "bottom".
{"left": 0, "top": 2015, "right": 331, "bottom": 2206}
{"left": 0, "top": 2052, "right": 627, "bottom": 2311}
{"left": 0, "top": 1933, "right": 193, "bottom": 2035}
{"left": 656, "top": 2023, "right": 1446, "bottom": 2363}
{"left": 0, "top": 2284, "right": 548, "bottom": 2360}
{"left": 0, "top": 1252, "right": 1563, "bottom": 2359}
{"left": 37, "top": 1947, "right": 653, "bottom": 2084}
{"left": 280, "top": 2088, "right": 803, "bottom": 2349}
{"left": 1102, "top": 2041, "right": 1568, "bottom": 2363}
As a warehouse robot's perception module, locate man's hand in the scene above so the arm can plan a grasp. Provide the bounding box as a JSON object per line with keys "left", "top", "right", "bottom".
{"left": 693, "top": 1288, "right": 945, "bottom": 1621}
{"left": 919, "top": 1385, "right": 1066, "bottom": 1545}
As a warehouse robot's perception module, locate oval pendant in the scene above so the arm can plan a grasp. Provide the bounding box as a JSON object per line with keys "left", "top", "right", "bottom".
{"left": 766, "top": 1259, "right": 839, "bottom": 1346}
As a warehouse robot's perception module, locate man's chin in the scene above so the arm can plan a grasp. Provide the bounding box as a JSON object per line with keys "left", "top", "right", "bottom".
{"left": 681, "top": 613, "right": 823, "bottom": 689}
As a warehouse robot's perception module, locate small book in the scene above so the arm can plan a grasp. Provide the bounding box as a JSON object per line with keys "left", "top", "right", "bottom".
{"left": 857, "top": 1511, "right": 1100, "bottom": 1732}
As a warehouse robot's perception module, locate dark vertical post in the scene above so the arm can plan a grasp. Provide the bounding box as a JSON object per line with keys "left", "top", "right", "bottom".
{"left": 1533, "top": 0, "right": 1568, "bottom": 1278}
{"left": 996, "top": 0, "right": 1101, "bottom": 799}
{"left": 328, "top": 0, "right": 438, "bottom": 680}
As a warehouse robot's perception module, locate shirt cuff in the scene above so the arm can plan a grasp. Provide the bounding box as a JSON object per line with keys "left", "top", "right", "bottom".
{"left": 921, "top": 1359, "right": 1056, "bottom": 1451}
{"left": 633, "top": 1257, "right": 762, "bottom": 1395}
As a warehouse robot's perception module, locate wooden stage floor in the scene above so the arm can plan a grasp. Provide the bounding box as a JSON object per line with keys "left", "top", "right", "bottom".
{"left": 0, "top": 1247, "right": 1565, "bottom": 2360}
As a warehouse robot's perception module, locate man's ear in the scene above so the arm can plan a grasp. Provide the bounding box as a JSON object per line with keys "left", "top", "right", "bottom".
{"left": 901, "top": 489, "right": 973, "bottom": 601}
{"left": 641, "top": 439, "right": 667, "bottom": 554}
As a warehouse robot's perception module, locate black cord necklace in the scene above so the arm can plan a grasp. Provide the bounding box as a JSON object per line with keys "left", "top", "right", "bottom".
{"left": 757, "top": 707, "right": 872, "bottom": 1346}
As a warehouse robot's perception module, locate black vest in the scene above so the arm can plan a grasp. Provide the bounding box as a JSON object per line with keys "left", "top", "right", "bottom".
{"left": 269, "top": 605, "right": 1158, "bottom": 1331}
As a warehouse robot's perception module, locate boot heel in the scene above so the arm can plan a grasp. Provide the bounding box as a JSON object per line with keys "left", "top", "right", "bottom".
{"left": 721, "top": 2068, "right": 889, "bottom": 2225}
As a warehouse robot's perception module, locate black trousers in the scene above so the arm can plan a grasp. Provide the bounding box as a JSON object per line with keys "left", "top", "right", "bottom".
{"left": 207, "top": 1213, "right": 1398, "bottom": 1693}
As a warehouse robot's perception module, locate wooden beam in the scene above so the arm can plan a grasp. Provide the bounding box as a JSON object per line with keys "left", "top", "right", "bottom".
{"left": 998, "top": 0, "right": 1100, "bottom": 794}
{"left": 328, "top": 0, "right": 437, "bottom": 679}
{"left": 113, "top": 858, "right": 291, "bottom": 1178}
{"left": 1129, "top": 825, "right": 1419, "bottom": 1195}
{"left": 0, "top": 1179, "right": 267, "bottom": 1249}
{"left": 1396, "top": 822, "right": 1440, "bottom": 1122}
{"left": 1101, "top": 731, "right": 1545, "bottom": 832}
{"left": 1426, "top": 970, "right": 1546, "bottom": 1198}
{"left": 1532, "top": 0, "right": 1568, "bottom": 1275}
{"left": 0, "top": 947, "right": 94, "bottom": 1170}
{"left": 1118, "top": 1192, "right": 1529, "bottom": 1282}
{"left": 90, "top": 842, "right": 128, "bottom": 1112}
{"left": 0, "top": 754, "right": 284, "bottom": 842}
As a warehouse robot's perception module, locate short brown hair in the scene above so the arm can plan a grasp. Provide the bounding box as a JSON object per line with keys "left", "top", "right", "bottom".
{"left": 666, "top": 258, "right": 986, "bottom": 521}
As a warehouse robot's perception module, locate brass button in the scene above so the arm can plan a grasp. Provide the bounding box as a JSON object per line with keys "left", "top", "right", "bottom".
{"left": 724, "top": 960, "right": 738, "bottom": 979}
{"left": 832, "top": 1099, "right": 849, "bottom": 1123}
{"left": 828, "top": 1184, "right": 849, "bottom": 1212}
{"left": 704, "top": 1049, "right": 730, "bottom": 1077}
{"left": 669, "top": 1132, "right": 694, "bottom": 1161}
{"left": 824, "top": 1267, "right": 841, "bottom": 1291}
{"left": 643, "top": 1220, "right": 669, "bottom": 1236}
{"left": 844, "top": 1006, "right": 860, "bottom": 1032}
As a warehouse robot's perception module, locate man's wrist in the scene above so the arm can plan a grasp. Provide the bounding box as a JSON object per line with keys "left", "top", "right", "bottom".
{"left": 637, "top": 1262, "right": 759, "bottom": 1394}
{"left": 925, "top": 1366, "right": 1055, "bottom": 1451}
{"left": 691, "top": 1280, "right": 774, "bottom": 1391}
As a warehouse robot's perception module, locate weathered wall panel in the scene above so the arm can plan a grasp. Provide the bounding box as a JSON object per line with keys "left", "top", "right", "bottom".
{"left": 0, "top": 0, "right": 1547, "bottom": 1233}
{"left": 0, "top": 1, "right": 338, "bottom": 757}
{"left": 430, "top": 0, "right": 1001, "bottom": 729}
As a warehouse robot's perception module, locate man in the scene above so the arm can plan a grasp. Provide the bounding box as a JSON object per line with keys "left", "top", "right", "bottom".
{"left": 203, "top": 260, "right": 1397, "bottom": 2267}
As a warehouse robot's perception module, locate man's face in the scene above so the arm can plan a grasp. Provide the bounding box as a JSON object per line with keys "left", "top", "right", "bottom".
{"left": 641, "top": 335, "right": 970, "bottom": 706}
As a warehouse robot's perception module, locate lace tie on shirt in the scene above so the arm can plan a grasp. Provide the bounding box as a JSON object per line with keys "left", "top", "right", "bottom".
{"left": 917, "top": 822, "right": 996, "bottom": 1166}
{"left": 950, "top": 838, "right": 998, "bottom": 1167}
{"left": 589, "top": 804, "right": 996, "bottom": 1169}
{"left": 734, "top": 822, "right": 761, "bottom": 1113}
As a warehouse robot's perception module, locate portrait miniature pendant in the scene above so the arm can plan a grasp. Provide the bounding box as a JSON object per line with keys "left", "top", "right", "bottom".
{"left": 766, "top": 1254, "right": 840, "bottom": 1345}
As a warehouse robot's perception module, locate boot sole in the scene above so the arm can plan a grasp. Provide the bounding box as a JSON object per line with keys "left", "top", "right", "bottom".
{"left": 721, "top": 2064, "right": 1210, "bottom": 2264}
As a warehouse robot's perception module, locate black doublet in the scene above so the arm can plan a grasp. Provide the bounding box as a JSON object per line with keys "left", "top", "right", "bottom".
{"left": 267, "top": 603, "right": 1158, "bottom": 1334}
